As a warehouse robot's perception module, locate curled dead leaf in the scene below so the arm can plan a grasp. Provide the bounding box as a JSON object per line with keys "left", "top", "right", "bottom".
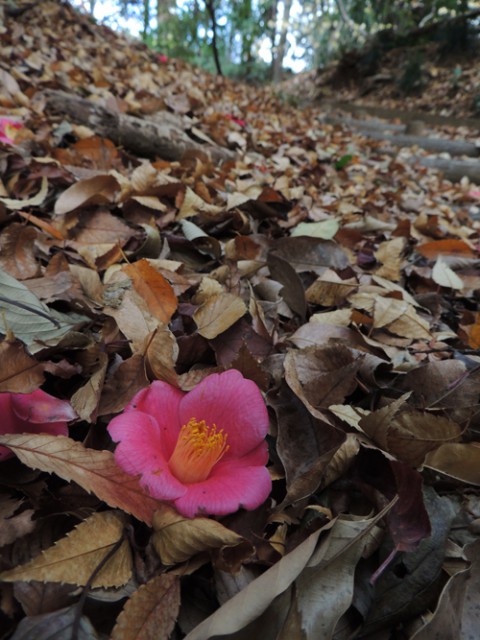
{"left": 152, "top": 504, "right": 244, "bottom": 565}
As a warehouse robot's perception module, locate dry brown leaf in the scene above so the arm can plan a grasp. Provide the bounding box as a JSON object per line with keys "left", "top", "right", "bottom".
{"left": 0, "top": 434, "right": 160, "bottom": 524}
{"left": 284, "top": 344, "right": 361, "bottom": 415}
{"left": 70, "top": 351, "right": 108, "bottom": 422}
{"left": 359, "top": 397, "right": 462, "bottom": 467}
{"left": 0, "top": 176, "right": 49, "bottom": 211}
{"left": 193, "top": 293, "right": 247, "bottom": 339}
{"left": 123, "top": 259, "right": 177, "bottom": 324}
{"left": 0, "top": 340, "right": 45, "bottom": 393}
{"left": 144, "top": 326, "right": 179, "bottom": 386}
{"left": 99, "top": 354, "right": 149, "bottom": 416}
{"left": 112, "top": 574, "right": 180, "bottom": 640}
{"left": 152, "top": 504, "right": 244, "bottom": 565}
{"left": 268, "top": 383, "right": 345, "bottom": 508}
{"left": 424, "top": 444, "right": 480, "bottom": 485}
{"left": 54, "top": 174, "right": 119, "bottom": 215}
{"left": 177, "top": 187, "right": 222, "bottom": 219}
{"left": 0, "top": 224, "right": 39, "bottom": 280}
{"left": 372, "top": 297, "right": 432, "bottom": 340}
{"left": 375, "top": 236, "right": 405, "bottom": 281}
{"left": 184, "top": 526, "right": 325, "bottom": 640}
{"left": 432, "top": 256, "right": 464, "bottom": 290}
{"left": 0, "top": 496, "right": 35, "bottom": 546}
{"left": 305, "top": 271, "right": 357, "bottom": 306}
{"left": 0, "top": 511, "right": 131, "bottom": 587}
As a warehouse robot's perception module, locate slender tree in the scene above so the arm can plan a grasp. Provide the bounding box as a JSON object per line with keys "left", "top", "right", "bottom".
{"left": 273, "top": 0, "right": 293, "bottom": 82}
{"left": 205, "top": 0, "right": 223, "bottom": 75}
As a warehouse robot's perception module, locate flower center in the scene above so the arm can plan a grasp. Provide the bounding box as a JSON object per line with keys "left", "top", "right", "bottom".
{"left": 168, "top": 418, "right": 229, "bottom": 484}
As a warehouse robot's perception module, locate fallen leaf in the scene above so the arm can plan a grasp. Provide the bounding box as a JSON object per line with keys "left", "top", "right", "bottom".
{"left": 0, "top": 496, "right": 35, "bottom": 546}
{"left": 70, "top": 351, "right": 108, "bottom": 422}
{"left": 416, "top": 239, "right": 476, "bottom": 259}
{"left": 99, "top": 354, "right": 149, "bottom": 415}
{"left": 267, "top": 251, "right": 307, "bottom": 318}
{"left": 0, "top": 176, "right": 49, "bottom": 210}
{"left": 54, "top": 174, "right": 118, "bottom": 215}
{"left": 284, "top": 344, "right": 361, "bottom": 415}
{"left": 184, "top": 526, "right": 324, "bottom": 640}
{"left": 359, "top": 396, "right": 461, "bottom": 467}
{"left": 424, "top": 443, "right": 480, "bottom": 485}
{"left": 8, "top": 605, "right": 98, "bottom": 640}
{"left": 0, "top": 268, "right": 87, "bottom": 352}
{"left": 290, "top": 218, "right": 340, "bottom": 239}
{"left": 152, "top": 504, "right": 244, "bottom": 565}
{"left": 112, "top": 574, "right": 180, "bottom": 640}
{"left": 0, "top": 434, "right": 160, "bottom": 524}
{"left": 0, "top": 511, "right": 131, "bottom": 587}
{"left": 268, "top": 383, "right": 345, "bottom": 507}
{"left": 432, "top": 255, "right": 464, "bottom": 290}
{"left": 0, "top": 340, "right": 45, "bottom": 392}
{"left": 123, "top": 259, "right": 178, "bottom": 324}
{"left": 193, "top": 293, "right": 246, "bottom": 339}
{"left": 144, "top": 327, "right": 179, "bottom": 386}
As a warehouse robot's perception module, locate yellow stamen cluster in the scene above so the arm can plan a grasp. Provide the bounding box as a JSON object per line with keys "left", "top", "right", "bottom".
{"left": 168, "top": 418, "right": 229, "bottom": 484}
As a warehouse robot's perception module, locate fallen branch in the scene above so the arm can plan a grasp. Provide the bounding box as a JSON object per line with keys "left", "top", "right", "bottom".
{"left": 324, "top": 115, "right": 479, "bottom": 157}
{"left": 416, "top": 156, "right": 480, "bottom": 184}
{"left": 40, "top": 89, "right": 235, "bottom": 163}
{"left": 321, "top": 100, "right": 480, "bottom": 131}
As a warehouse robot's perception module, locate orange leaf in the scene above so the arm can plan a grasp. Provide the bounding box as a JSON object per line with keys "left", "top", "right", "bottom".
{"left": 17, "top": 211, "right": 65, "bottom": 240}
{"left": 416, "top": 239, "right": 475, "bottom": 259}
{"left": 465, "top": 314, "right": 480, "bottom": 349}
{"left": 123, "top": 259, "right": 178, "bottom": 324}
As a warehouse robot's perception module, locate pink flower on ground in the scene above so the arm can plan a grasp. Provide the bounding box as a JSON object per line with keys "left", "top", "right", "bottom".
{"left": 0, "top": 118, "right": 23, "bottom": 145}
{"left": 0, "top": 389, "right": 77, "bottom": 461}
{"left": 157, "top": 54, "right": 169, "bottom": 64}
{"left": 108, "top": 370, "right": 271, "bottom": 518}
{"left": 225, "top": 114, "right": 246, "bottom": 127}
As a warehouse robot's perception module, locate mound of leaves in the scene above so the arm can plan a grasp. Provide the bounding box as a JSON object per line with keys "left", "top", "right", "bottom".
{"left": 1, "top": 1, "right": 480, "bottom": 638}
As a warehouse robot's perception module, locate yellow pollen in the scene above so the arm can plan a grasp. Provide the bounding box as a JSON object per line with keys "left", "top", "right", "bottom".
{"left": 168, "top": 418, "right": 229, "bottom": 484}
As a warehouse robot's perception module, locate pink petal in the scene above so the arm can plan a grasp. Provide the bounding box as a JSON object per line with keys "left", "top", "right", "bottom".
{"left": 11, "top": 390, "right": 77, "bottom": 423}
{"left": 124, "top": 381, "right": 184, "bottom": 458}
{"left": 0, "top": 392, "right": 69, "bottom": 462}
{"left": 179, "top": 370, "right": 269, "bottom": 458}
{"left": 108, "top": 411, "right": 186, "bottom": 500}
{"left": 0, "top": 446, "right": 14, "bottom": 461}
{"left": 0, "top": 395, "right": 20, "bottom": 435}
{"left": 173, "top": 462, "right": 272, "bottom": 518}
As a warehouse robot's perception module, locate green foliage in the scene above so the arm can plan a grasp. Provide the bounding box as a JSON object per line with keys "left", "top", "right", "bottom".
{"left": 72, "top": 0, "right": 480, "bottom": 81}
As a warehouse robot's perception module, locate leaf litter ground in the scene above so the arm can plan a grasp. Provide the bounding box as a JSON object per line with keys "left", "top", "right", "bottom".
{"left": 1, "top": 1, "right": 480, "bottom": 638}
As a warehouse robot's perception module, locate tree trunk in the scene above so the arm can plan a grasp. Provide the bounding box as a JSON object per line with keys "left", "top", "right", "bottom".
{"left": 205, "top": 0, "right": 223, "bottom": 76}
{"left": 156, "top": 0, "right": 172, "bottom": 49}
{"left": 272, "top": 0, "right": 293, "bottom": 83}
{"left": 142, "top": 0, "right": 150, "bottom": 42}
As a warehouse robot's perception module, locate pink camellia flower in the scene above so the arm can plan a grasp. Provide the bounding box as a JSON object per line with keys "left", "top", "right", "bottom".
{"left": 0, "top": 389, "right": 77, "bottom": 461}
{"left": 108, "top": 370, "right": 271, "bottom": 518}
{"left": 225, "top": 114, "right": 246, "bottom": 128}
{"left": 0, "top": 117, "right": 23, "bottom": 145}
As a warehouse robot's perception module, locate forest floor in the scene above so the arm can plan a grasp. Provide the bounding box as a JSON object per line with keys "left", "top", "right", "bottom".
{"left": 1, "top": 2, "right": 480, "bottom": 639}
